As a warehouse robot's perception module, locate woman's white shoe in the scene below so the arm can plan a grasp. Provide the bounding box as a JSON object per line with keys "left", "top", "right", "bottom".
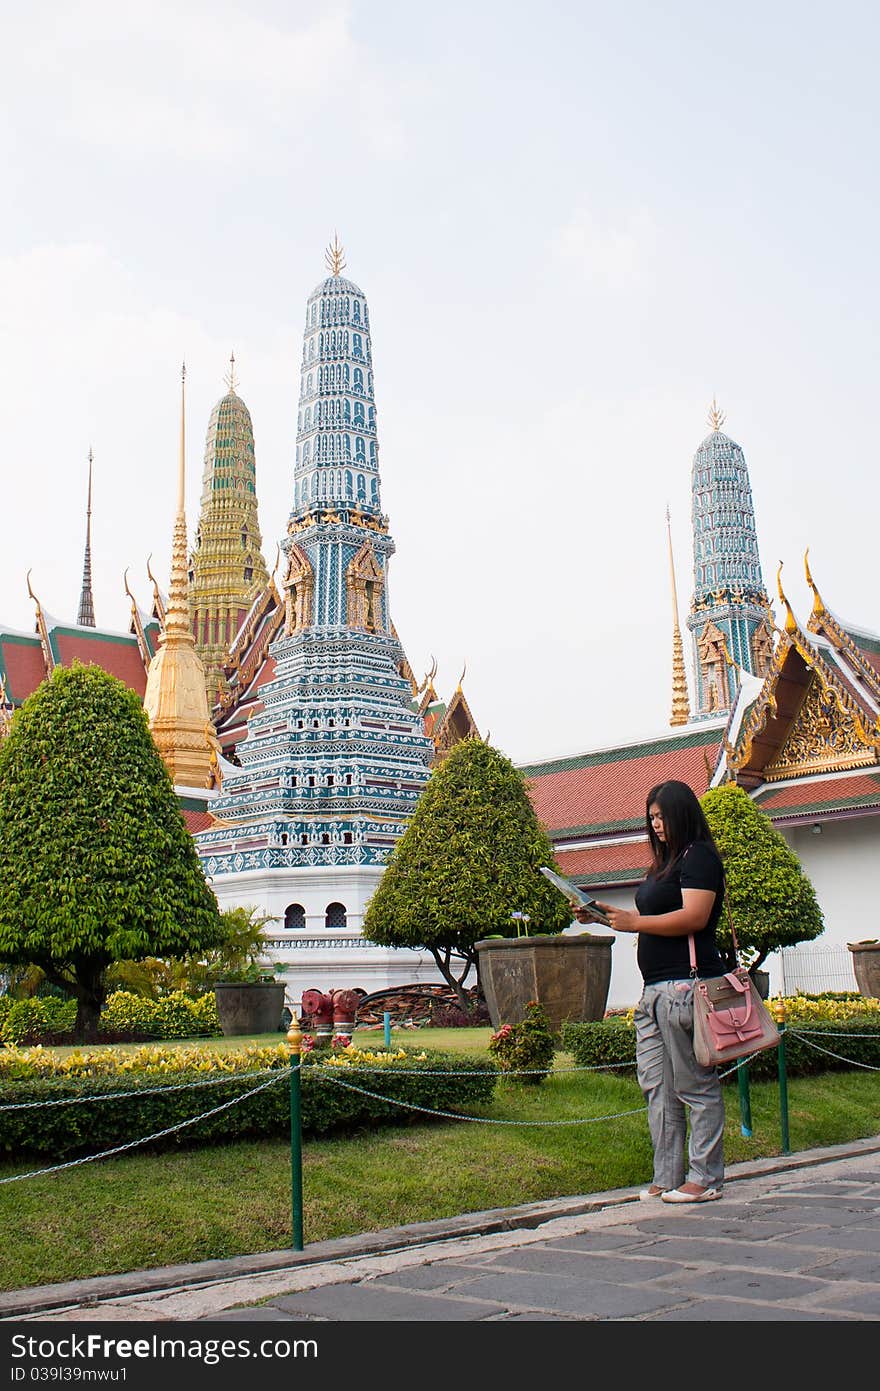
{"left": 661, "top": 1186, "right": 722, "bottom": 1203}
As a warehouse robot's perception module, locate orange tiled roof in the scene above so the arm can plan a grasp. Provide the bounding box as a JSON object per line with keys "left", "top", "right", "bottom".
{"left": 753, "top": 771, "right": 880, "bottom": 820}
{"left": 0, "top": 633, "right": 48, "bottom": 703}
{"left": 522, "top": 725, "right": 725, "bottom": 836}
{"left": 555, "top": 839, "right": 652, "bottom": 887}
{"left": 52, "top": 631, "right": 149, "bottom": 697}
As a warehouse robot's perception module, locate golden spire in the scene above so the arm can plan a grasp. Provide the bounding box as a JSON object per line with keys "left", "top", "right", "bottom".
{"left": 707, "top": 397, "right": 726, "bottom": 432}
{"left": 224, "top": 351, "right": 238, "bottom": 394}
{"left": 457, "top": 660, "right": 467, "bottom": 693}
{"left": 667, "top": 507, "right": 691, "bottom": 726}
{"left": 143, "top": 363, "right": 215, "bottom": 788}
{"left": 776, "top": 561, "right": 799, "bottom": 635}
{"left": 324, "top": 232, "right": 346, "bottom": 276}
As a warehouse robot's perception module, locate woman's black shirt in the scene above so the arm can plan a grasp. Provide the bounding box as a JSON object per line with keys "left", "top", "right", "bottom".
{"left": 634, "top": 840, "right": 726, "bottom": 985}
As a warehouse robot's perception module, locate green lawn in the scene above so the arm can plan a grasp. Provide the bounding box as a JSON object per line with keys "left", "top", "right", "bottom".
{"left": 0, "top": 1031, "right": 877, "bottom": 1292}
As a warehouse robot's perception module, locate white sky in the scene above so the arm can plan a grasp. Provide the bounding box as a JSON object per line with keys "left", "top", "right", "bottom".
{"left": 2, "top": 1, "right": 877, "bottom": 765}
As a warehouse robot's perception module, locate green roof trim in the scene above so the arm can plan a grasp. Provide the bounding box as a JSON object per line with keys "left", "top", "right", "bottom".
{"left": 550, "top": 818, "right": 644, "bottom": 839}
{"left": 845, "top": 627, "right": 880, "bottom": 656}
{"left": 177, "top": 795, "right": 215, "bottom": 812}
{"left": 573, "top": 868, "right": 647, "bottom": 888}
{"left": 520, "top": 725, "right": 722, "bottom": 778}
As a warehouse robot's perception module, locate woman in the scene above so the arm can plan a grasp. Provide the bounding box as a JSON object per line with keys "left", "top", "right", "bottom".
{"left": 574, "top": 779, "right": 726, "bottom": 1203}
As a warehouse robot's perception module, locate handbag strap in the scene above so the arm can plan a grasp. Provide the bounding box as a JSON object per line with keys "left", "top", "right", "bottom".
{"left": 686, "top": 847, "right": 736, "bottom": 976}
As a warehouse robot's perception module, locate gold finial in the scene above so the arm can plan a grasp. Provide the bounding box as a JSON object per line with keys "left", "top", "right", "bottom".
{"left": 286, "top": 1013, "right": 303, "bottom": 1056}
{"left": 123, "top": 567, "right": 135, "bottom": 603}
{"left": 771, "top": 996, "right": 786, "bottom": 1025}
{"left": 707, "top": 397, "right": 726, "bottom": 432}
{"left": 225, "top": 351, "right": 238, "bottom": 393}
{"left": 804, "top": 546, "right": 825, "bottom": 619}
{"left": 324, "top": 232, "right": 346, "bottom": 276}
{"left": 457, "top": 660, "right": 467, "bottom": 692}
{"left": 25, "top": 569, "right": 38, "bottom": 605}
{"left": 776, "top": 561, "right": 799, "bottom": 634}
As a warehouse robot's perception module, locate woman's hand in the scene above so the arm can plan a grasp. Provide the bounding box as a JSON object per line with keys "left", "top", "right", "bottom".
{"left": 597, "top": 902, "right": 640, "bottom": 933}
{"left": 572, "top": 903, "right": 640, "bottom": 933}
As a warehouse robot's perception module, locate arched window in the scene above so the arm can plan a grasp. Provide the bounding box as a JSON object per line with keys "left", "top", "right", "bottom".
{"left": 345, "top": 468, "right": 353, "bottom": 496}
{"left": 325, "top": 902, "right": 347, "bottom": 929}
{"left": 240, "top": 524, "right": 249, "bottom": 549}
{"left": 354, "top": 401, "right": 365, "bottom": 427}
{"left": 310, "top": 304, "right": 316, "bottom": 326}
{"left": 244, "top": 555, "right": 253, "bottom": 582}
{"left": 353, "top": 332, "right": 363, "bottom": 359}
{"left": 353, "top": 300, "right": 360, "bottom": 321}
{"left": 353, "top": 367, "right": 363, "bottom": 392}
{"left": 284, "top": 903, "right": 306, "bottom": 930}
{"left": 357, "top": 473, "right": 366, "bottom": 500}
{"left": 355, "top": 437, "right": 366, "bottom": 462}
{"left": 370, "top": 478, "right": 378, "bottom": 504}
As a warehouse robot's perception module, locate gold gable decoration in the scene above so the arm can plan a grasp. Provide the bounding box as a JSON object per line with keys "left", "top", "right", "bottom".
{"left": 283, "top": 543, "right": 315, "bottom": 636}
{"left": 697, "top": 619, "right": 730, "bottom": 713}
{"left": 762, "top": 674, "right": 878, "bottom": 781}
{"left": 346, "top": 541, "right": 385, "bottom": 634}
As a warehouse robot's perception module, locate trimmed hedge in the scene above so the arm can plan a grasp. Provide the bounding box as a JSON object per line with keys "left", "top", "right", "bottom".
{"left": 0, "top": 1051, "right": 498, "bottom": 1159}
{"left": 560, "top": 1016, "right": 880, "bottom": 1081}
{"left": 0, "top": 991, "right": 221, "bottom": 1044}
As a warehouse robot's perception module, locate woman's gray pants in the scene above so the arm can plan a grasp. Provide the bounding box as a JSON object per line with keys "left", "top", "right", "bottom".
{"left": 634, "top": 979, "right": 725, "bottom": 1189}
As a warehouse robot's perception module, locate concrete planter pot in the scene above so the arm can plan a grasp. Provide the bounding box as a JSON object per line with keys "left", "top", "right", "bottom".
{"left": 214, "top": 982, "right": 286, "bottom": 1037}
{"left": 847, "top": 941, "right": 880, "bottom": 999}
{"left": 475, "top": 932, "right": 615, "bottom": 1033}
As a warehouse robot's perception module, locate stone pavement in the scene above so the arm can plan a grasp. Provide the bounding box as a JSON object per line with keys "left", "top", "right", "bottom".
{"left": 5, "top": 1137, "right": 880, "bottom": 1323}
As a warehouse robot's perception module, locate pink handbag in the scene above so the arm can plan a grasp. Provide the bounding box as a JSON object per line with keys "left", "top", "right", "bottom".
{"left": 689, "top": 913, "right": 780, "bottom": 1067}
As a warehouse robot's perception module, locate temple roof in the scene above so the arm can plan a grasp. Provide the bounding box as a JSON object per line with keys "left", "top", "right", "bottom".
{"left": 0, "top": 621, "right": 151, "bottom": 704}
{"left": 522, "top": 722, "right": 727, "bottom": 840}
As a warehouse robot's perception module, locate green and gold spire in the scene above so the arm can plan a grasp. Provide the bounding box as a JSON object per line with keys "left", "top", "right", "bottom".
{"left": 188, "top": 354, "right": 270, "bottom": 697}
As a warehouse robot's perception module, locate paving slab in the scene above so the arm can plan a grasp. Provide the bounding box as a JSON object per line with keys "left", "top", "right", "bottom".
{"left": 270, "top": 1284, "right": 501, "bottom": 1321}
{"left": 3, "top": 1136, "right": 879, "bottom": 1324}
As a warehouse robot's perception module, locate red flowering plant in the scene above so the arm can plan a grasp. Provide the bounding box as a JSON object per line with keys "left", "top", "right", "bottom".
{"left": 487, "top": 1001, "right": 555, "bottom": 1085}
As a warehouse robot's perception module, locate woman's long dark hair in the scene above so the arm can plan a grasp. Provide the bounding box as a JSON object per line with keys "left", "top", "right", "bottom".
{"left": 646, "top": 779, "right": 718, "bottom": 876}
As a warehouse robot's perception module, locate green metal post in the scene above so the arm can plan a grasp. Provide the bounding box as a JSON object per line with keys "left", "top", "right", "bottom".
{"left": 774, "top": 999, "right": 791, "bottom": 1156}
{"left": 286, "top": 1021, "right": 304, "bottom": 1251}
{"left": 384, "top": 1011, "right": 391, "bottom": 1048}
{"left": 736, "top": 1060, "right": 752, "bottom": 1137}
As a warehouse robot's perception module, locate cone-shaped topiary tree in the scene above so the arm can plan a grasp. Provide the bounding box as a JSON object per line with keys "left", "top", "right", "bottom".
{"left": 363, "top": 737, "right": 572, "bottom": 1007}
{"left": 700, "top": 782, "right": 824, "bottom": 973}
{"left": 0, "top": 663, "right": 225, "bottom": 1039}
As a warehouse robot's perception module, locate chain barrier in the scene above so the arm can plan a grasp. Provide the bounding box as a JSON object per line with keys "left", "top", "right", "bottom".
{"left": 788, "top": 1033, "right": 880, "bottom": 1070}
{"left": 789, "top": 1027, "right": 880, "bottom": 1039}
{"left": 0, "top": 1072, "right": 286, "bottom": 1186}
{"left": 0, "top": 1067, "right": 286, "bottom": 1111}
{"left": 316, "top": 1070, "right": 649, "bottom": 1126}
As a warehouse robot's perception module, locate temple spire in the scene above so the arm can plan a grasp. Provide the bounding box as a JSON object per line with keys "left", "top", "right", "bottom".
{"left": 707, "top": 397, "right": 726, "bottom": 432}
{"left": 143, "top": 364, "right": 217, "bottom": 788}
{"left": 77, "top": 449, "right": 96, "bottom": 627}
{"left": 667, "top": 507, "right": 691, "bottom": 726}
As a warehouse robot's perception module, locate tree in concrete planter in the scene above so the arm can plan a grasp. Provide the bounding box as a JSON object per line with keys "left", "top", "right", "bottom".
{"left": 0, "top": 663, "right": 224, "bottom": 1040}
{"left": 363, "top": 738, "right": 572, "bottom": 1008}
{"left": 700, "top": 782, "right": 824, "bottom": 974}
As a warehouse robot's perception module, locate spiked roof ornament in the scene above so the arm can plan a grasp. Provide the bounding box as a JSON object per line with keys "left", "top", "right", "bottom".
{"left": 224, "top": 351, "right": 238, "bottom": 394}
{"left": 324, "top": 232, "right": 346, "bottom": 276}
{"left": 707, "top": 397, "right": 726, "bottom": 432}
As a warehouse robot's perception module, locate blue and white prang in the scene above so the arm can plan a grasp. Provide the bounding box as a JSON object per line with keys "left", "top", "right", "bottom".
{"left": 197, "top": 246, "right": 433, "bottom": 896}
{"left": 686, "top": 405, "right": 773, "bottom": 716}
